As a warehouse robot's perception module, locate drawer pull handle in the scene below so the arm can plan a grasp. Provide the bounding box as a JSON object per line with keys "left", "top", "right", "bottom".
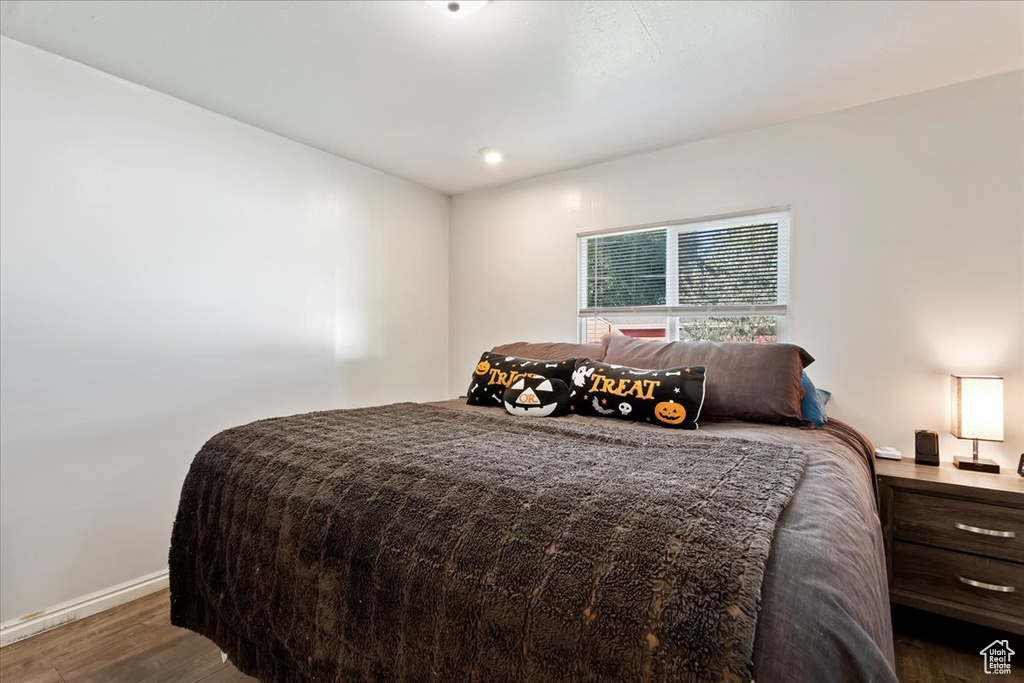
{"left": 958, "top": 576, "right": 1016, "bottom": 593}
{"left": 954, "top": 522, "right": 1015, "bottom": 538}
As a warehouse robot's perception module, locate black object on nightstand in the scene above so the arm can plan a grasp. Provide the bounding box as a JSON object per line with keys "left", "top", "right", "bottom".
{"left": 914, "top": 430, "right": 940, "bottom": 466}
{"left": 953, "top": 443, "right": 1001, "bottom": 474}
{"left": 876, "top": 458, "right": 1024, "bottom": 635}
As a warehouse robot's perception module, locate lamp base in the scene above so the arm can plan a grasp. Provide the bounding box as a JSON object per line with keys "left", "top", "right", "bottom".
{"left": 953, "top": 456, "right": 1000, "bottom": 474}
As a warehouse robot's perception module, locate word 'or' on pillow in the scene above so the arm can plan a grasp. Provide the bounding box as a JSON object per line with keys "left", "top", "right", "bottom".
{"left": 570, "top": 359, "right": 706, "bottom": 429}
{"left": 466, "top": 352, "right": 576, "bottom": 407}
{"left": 800, "top": 372, "right": 831, "bottom": 427}
{"left": 503, "top": 376, "right": 571, "bottom": 418}
{"left": 602, "top": 334, "right": 812, "bottom": 425}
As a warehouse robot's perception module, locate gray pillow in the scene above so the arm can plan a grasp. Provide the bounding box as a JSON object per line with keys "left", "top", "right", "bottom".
{"left": 602, "top": 335, "right": 813, "bottom": 425}
{"left": 491, "top": 340, "right": 606, "bottom": 362}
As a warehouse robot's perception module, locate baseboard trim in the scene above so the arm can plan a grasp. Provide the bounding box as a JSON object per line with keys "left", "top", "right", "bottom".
{"left": 0, "top": 569, "right": 169, "bottom": 648}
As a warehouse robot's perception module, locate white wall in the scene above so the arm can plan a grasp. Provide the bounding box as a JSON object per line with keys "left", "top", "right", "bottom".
{"left": 450, "top": 71, "right": 1024, "bottom": 468}
{"left": 0, "top": 37, "right": 450, "bottom": 623}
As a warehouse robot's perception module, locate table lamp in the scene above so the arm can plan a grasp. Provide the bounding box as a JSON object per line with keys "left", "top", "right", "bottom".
{"left": 950, "top": 374, "right": 1003, "bottom": 473}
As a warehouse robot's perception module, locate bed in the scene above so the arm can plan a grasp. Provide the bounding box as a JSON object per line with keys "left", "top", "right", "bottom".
{"left": 169, "top": 342, "right": 896, "bottom": 683}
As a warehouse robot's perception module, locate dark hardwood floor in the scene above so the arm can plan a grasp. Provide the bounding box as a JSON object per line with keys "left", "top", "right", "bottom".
{"left": 891, "top": 604, "right": 1016, "bottom": 683}
{"left": 0, "top": 591, "right": 1013, "bottom": 682}
{"left": 0, "top": 591, "right": 253, "bottom": 683}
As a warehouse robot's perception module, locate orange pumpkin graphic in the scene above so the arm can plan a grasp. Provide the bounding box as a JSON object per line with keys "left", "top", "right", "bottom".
{"left": 654, "top": 401, "right": 686, "bottom": 425}
{"left": 475, "top": 360, "right": 491, "bottom": 375}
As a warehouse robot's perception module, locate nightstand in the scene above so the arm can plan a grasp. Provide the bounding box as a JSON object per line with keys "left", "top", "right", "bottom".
{"left": 875, "top": 458, "right": 1024, "bottom": 635}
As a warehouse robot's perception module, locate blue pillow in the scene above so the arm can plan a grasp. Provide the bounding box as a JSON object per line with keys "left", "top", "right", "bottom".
{"left": 800, "top": 372, "right": 831, "bottom": 427}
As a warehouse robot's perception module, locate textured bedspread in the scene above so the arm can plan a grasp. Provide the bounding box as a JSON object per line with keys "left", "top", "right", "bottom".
{"left": 170, "top": 403, "right": 809, "bottom": 682}
{"left": 439, "top": 402, "right": 898, "bottom": 683}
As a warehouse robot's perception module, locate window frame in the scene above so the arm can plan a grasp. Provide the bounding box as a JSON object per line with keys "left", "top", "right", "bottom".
{"left": 577, "top": 208, "right": 791, "bottom": 343}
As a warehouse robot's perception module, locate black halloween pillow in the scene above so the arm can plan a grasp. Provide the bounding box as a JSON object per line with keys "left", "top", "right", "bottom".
{"left": 466, "top": 352, "right": 577, "bottom": 407}
{"left": 503, "top": 376, "right": 571, "bottom": 418}
{"left": 569, "top": 359, "right": 706, "bottom": 429}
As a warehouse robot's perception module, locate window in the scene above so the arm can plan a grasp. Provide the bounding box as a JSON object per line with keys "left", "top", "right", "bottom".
{"left": 578, "top": 210, "right": 789, "bottom": 343}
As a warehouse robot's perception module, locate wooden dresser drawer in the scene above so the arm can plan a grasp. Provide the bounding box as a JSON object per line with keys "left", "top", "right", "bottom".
{"left": 893, "top": 490, "right": 1024, "bottom": 563}
{"left": 893, "top": 541, "right": 1024, "bottom": 617}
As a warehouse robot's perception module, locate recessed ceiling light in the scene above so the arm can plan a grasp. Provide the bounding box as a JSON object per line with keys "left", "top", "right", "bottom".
{"left": 425, "top": 1, "right": 489, "bottom": 18}
{"left": 480, "top": 148, "right": 504, "bottom": 166}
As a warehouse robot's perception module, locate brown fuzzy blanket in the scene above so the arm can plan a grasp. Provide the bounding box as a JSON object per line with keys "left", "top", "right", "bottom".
{"left": 170, "top": 403, "right": 806, "bottom": 683}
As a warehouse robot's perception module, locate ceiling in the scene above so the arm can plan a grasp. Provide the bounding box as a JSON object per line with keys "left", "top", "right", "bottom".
{"left": 1, "top": 1, "right": 1022, "bottom": 195}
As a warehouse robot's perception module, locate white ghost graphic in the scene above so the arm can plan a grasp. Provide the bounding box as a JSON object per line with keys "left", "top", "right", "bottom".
{"left": 572, "top": 365, "right": 595, "bottom": 388}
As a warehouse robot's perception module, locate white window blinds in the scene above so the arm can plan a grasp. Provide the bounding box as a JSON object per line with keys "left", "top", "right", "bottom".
{"left": 676, "top": 221, "right": 782, "bottom": 307}
{"left": 578, "top": 211, "right": 789, "bottom": 342}
{"left": 583, "top": 227, "right": 667, "bottom": 309}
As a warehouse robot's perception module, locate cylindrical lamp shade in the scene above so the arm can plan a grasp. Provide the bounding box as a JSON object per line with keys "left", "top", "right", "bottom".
{"left": 950, "top": 375, "right": 1004, "bottom": 442}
